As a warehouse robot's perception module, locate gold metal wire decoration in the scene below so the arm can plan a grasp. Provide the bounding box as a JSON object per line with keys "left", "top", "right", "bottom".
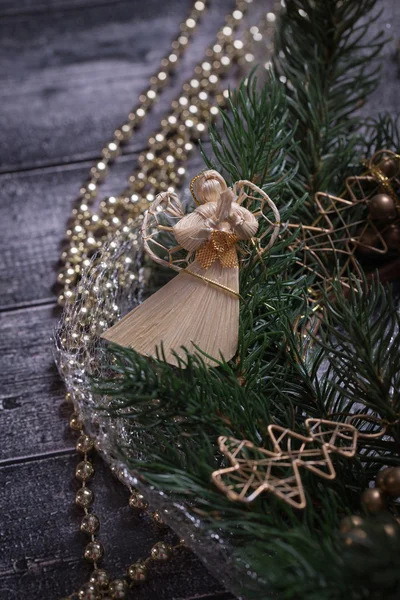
{"left": 212, "top": 416, "right": 386, "bottom": 510}
{"left": 287, "top": 149, "right": 400, "bottom": 303}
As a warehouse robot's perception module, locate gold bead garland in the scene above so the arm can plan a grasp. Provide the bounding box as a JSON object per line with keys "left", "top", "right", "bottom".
{"left": 64, "top": 392, "right": 187, "bottom": 600}
{"left": 57, "top": 0, "right": 278, "bottom": 307}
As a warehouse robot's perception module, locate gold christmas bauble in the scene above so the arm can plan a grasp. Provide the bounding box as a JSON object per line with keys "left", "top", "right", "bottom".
{"left": 339, "top": 514, "right": 364, "bottom": 534}
{"left": 381, "top": 466, "right": 400, "bottom": 498}
{"left": 383, "top": 223, "right": 400, "bottom": 251}
{"left": 361, "top": 487, "right": 386, "bottom": 514}
{"left": 368, "top": 193, "right": 397, "bottom": 222}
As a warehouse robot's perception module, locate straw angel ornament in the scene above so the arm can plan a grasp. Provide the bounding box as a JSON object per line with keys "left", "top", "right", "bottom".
{"left": 102, "top": 170, "right": 280, "bottom": 367}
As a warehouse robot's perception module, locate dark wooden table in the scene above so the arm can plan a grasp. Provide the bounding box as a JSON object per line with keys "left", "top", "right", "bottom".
{"left": 0, "top": 1, "right": 398, "bottom": 599}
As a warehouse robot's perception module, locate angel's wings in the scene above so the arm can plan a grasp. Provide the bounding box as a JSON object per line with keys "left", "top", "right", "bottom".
{"left": 233, "top": 180, "right": 281, "bottom": 255}
{"left": 141, "top": 180, "right": 281, "bottom": 271}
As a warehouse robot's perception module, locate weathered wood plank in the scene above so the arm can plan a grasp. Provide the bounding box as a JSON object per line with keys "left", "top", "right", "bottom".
{"left": 0, "top": 150, "right": 207, "bottom": 308}
{"left": 0, "top": 0, "right": 232, "bottom": 172}
{"left": 0, "top": 453, "right": 229, "bottom": 599}
{"left": 0, "top": 0, "right": 126, "bottom": 16}
{"left": 0, "top": 304, "right": 68, "bottom": 461}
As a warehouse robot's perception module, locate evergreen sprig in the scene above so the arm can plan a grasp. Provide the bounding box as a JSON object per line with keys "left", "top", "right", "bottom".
{"left": 275, "top": 0, "right": 385, "bottom": 204}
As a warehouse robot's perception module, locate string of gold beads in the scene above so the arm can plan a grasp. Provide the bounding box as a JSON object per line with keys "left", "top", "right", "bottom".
{"left": 64, "top": 395, "right": 185, "bottom": 600}
{"left": 57, "top": 0, "right": 254, "bottom": 306}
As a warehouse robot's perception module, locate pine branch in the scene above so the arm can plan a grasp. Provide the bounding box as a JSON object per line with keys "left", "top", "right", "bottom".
{"left": 275, "top": 0, "right": 386, "bottom": 203}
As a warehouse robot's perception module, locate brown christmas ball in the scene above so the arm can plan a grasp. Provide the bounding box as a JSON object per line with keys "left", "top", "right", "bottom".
{"left": 383, "top": 223, "right": 400, "bottom": 251}
{"left": 379, "top": 157, "right": 398, "bottom": 178}
{"left": 381, "top": 466, "right": 400, "bottom": 498}
{"left": 368, "top": 193, "right": 397, "bottom": 222}
{"left": 361, "top": 487, "right": 386, "bottom": 514}
{"left": 376, "top": 467, "right": 394, "bottom": 492}
{"left": 339, "top": 514, "right": 364, "bottom": 534}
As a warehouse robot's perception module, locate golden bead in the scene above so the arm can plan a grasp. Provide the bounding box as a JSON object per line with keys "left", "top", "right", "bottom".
{"left": 76, "top": 487, "right": 94, "bottom": 508}
{"left": 69, "top": 413, "right": 83, "bottom": 431}
{"left": 339, "top": 515, "right": 364, "bottom": 534}
{"left": 361, "top": 487, "right": 386, "bottom": 514}
{"left": 89, "top": 568, "right": 110, "bottom": 589}
{"left": 127, "top": 561, "right": 147, "bottom": 583}
{"left": 80, "top": 513, "right": 100, "bottom": 535}
{"left": 129, "top": 491, "right": 148, "bottom": 511}
{"left": 383, "top": 522, "right": 399, "bottom": 538}
{"left": 120, "top": 123, "right": 133, "bottom": 142}
{"left": 78, "top": 582, "right": 100, "bottom": 600}
{"left": 343, "top": 527, "right": 368, "bottom": 547}
{"left": 151, "top": 510, "right": 165, "bottom": 527}
{"left": 84, "top": 540, "right": 104, "bottom": 563}
{"left": 151, "top": 541, "right": 172, "bottom": 561}
{"left": 90, "top": 161, "right": 108, "bottom": 181}
{"left": 76, "top": 434, "right": 94, "bottom": 454}
{"left": 109, "top": 578, "right": 129, "bottom": 599}
{"left": 76, "top": 460, "right": 94, "bottom": 481}
{"left": 102, "top": 141, "right": 120, "bottom": 161}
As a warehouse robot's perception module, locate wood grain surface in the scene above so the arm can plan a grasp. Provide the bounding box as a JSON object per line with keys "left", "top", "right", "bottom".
{"left": 0, "top": 0, "right": 398, "bottom": 599}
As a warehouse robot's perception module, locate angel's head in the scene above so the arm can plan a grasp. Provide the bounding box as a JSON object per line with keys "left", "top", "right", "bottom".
{"left": 192, "top": 170, "right": 227, "bottom": 204}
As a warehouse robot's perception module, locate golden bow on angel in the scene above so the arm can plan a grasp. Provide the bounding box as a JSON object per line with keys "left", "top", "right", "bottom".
{"left": 102, "top": 170, "right": 280, "bottom": 367}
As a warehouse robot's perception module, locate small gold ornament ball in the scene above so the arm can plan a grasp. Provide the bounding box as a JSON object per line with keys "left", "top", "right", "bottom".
{"left": 380, "top": 466, "right": 400, "bottom": 498}
{"left": 361, "top": 487, "right": 386, "bottom": 514}
{"left": 76, "top": 460, "right": 95, "bottom": 481}
{"left": 127, "top": 561, "right": 148, "bottom": 583}
{"left": 76, "top": 434, "right": 94, "bottom": 454}
{"left": 339, "top": 514, "right": 364, "bottom": 534}
{"left": 343, "top": 526, "right": 368, "bottom": 547}
{"left": 69, "top": 412, "right": 83, "bottom": 431}
{"left": 151, "top": 541, "right": 173, "bottom": 561}
{"left": 89, "top": 568, "right": 110, "bottom": 589}
{"left": 76, "top": 487, "right": 94, "bottom": 508}
{"left": 383, "top": 223, "right": 400, "bottom": 251}
{"left": 78, "top": 582, "right": 99, "bottom": 600}
{"left": 80, "top": 513, "right": 100, "bottom": 535}
{"left": 84, "top": 540, "right": 104, "bottom": 563}
{"left": 368, "top": 193, "right": 397, "bottom": 222}
{"left": 129, "top": 491, "right": 148, "bottom": 511}
{"left": 109, "top": 578, "right": 129, "bottom": 599}
{"left": 152, "top": 510, "right": 165, "bottom": 527}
